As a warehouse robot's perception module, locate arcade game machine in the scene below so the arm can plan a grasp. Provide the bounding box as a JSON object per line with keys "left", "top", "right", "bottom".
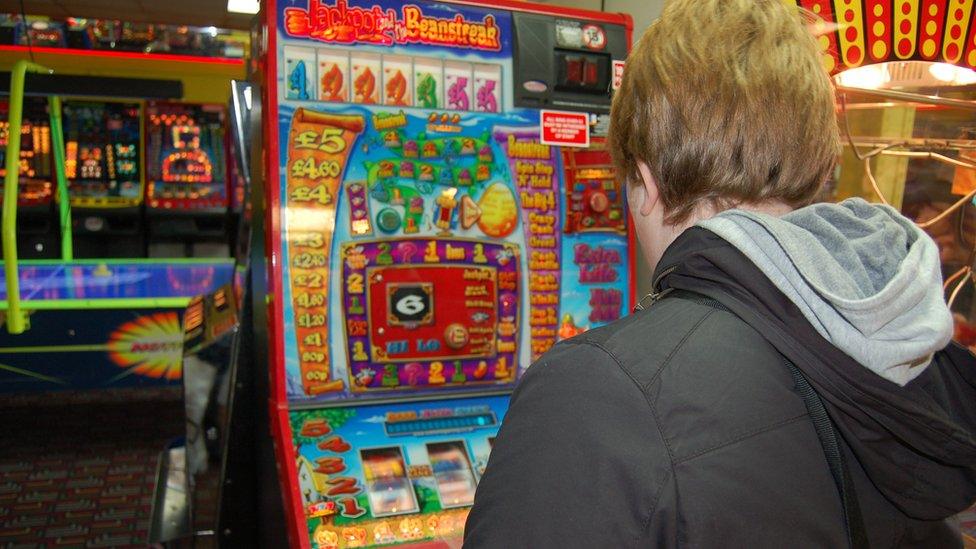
{"left": 0, "top": 95, "right": 58, "bottom": 258}
{"left": 61, "top": 98, "right": 145, "bottom": 258}
{"left": 799, "top": 0, "right": 976, "bottom": 537}
{"left": 0, "top": 62, "right": 236, "bottom": 396}
{"left": 258, "top": 1, "right": 633, "bottom": 546}
{"left": 145, "top": 101, "right": 232, "bottom": 257}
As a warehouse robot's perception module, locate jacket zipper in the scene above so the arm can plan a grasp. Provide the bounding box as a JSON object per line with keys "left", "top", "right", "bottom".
{"left": 634, "top": 265, "right": 677, "bottom": 311}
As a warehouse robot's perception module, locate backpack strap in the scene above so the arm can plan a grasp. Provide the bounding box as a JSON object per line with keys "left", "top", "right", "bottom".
{"left": 784, "top": 359, "right": 869, "bottom": 549}
{"left": 665, "top": 290, "right": 869, "bottom": 549}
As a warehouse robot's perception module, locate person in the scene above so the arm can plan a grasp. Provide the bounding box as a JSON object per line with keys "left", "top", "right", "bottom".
{"left": 463, "top": 0, "right": 976, "bottom": 547}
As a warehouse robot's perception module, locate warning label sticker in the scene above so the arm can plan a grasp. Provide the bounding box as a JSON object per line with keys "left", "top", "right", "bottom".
{"left": 540, "top": 110, "right": 590, "bottom": 148}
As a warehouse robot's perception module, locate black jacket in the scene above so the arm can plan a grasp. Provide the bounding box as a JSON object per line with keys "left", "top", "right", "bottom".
{"left": 464, "top": 228, "right": 976, "bottom": 548}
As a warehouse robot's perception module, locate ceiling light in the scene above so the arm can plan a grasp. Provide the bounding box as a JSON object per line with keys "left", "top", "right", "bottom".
{"left": 227, "top": 0, "right": 259, "bottom": 15}
{"left": 928, "top": 62, "right": 976, "bottom": 85}
{"left": 929, "top": 62, "right": 957, "bottom": 82}
{"left": 834, "top": 64, "right": 890, "bottom": 89}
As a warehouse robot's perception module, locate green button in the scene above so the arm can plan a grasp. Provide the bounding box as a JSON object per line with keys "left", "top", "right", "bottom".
{"left": 377, "top": 208, "right": 402, "bottom": 233}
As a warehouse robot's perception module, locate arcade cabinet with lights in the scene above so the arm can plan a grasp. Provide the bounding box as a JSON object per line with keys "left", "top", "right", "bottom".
{"left": 0, "top": 96, "right": 59, "bottom": 259}
{"left": 61, "top": 99, "right": 145, "bottom": 258}
{"left": 145, "top": 101, "right": 232, "bottom": 257}
{"left": 255, "top": 0, "right": 635, "bottom": 546}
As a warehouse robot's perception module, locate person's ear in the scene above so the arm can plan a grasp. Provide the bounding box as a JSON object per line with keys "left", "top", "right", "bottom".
{"left": 636, "top": 161, "right": 660, "bottom": 217}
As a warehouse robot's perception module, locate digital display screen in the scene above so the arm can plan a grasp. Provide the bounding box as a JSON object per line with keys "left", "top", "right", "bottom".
{"left": 555, "top": 49, "right": 611, "bottom": 94}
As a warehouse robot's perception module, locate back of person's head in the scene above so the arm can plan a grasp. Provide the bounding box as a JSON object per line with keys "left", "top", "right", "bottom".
{"left": 609, "top": 0, "right": 839, "bottom": 224}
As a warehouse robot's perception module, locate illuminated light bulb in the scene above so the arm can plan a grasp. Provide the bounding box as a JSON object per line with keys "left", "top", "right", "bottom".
{"left": 930, "top": 62, "right": 957, "bottom": 82}
{"left": 834, "top": 64, "right": 890, "bottom": 89}
{"left": 928, "top": 62, "right": 976, "bottom": 85}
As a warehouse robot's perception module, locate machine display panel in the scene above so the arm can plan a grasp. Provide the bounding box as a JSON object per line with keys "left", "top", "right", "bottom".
{"left": 62, "top": 99, "right": 143, "bottom": 207}
{"left": 290, "top": 395, "right": 507, "bottom": 546}
{"left": 273, "top": 0, "right": 632, "bottom": 404}
{"left": 0, "top": 97, "right": 54, "bottom": 206}
{"left": 145, "top": 101, "right": 229, "bottom": 211}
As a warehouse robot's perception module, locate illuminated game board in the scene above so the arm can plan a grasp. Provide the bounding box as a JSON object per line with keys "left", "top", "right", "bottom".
{"left": 277, "top": 107, "right": 631, "bottom": 402}
{"left": 62, "top": 99, "right": 142, "bottom": 207}
{"left": 145, "top": 101, "right": 228, "bottom": 211}
{"left": 290, "top": 396, "right": 506, "bottom": 546}
{"left": 0, "top": 97, "right": 54, "bottom": 206}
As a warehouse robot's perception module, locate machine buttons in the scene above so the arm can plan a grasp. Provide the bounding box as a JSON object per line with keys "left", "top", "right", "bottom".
{"left": 588, "top": 191, "right": 609, "bottom": 213}
{"left": 376, "top": 207, "right": 402, "bottom": 234}
{"left": 443, "top": 323, "right": 469, "bottom": 350}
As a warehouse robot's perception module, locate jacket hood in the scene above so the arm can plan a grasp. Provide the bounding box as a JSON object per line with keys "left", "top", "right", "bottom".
{"left": 653, "top": 224, "right": 976, "bottom": 521}
{"left": 697, "top": 198, "right": 953, "bottom": 386}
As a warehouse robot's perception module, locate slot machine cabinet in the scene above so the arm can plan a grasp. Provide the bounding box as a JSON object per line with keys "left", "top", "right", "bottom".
{"left": 145, "top": 101, "right": 231, "bottom": 258}
{"left": 61, "top": 99, "right": 146, "bottom": 258}
{"left": 0, "top": 96, "right": 59, "bottom": 259}
{"left": 258, "top": 1, "right": 633, "bottom": 546}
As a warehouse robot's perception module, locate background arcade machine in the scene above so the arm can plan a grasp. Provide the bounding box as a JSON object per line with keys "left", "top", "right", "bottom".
{"left": 257, "top": 0, "right": 633, "bottom": 546}
{"left": 0, "top": 64, "right": 236, "bottom": 396}
{"left": 61, "top": 98, "right": 145, "bottom": 258}
{"left": 145, "top": 101, "right": 232, "bottom": 257}
{"left": 0, "top": 95, "right": 59, "bottom": 258}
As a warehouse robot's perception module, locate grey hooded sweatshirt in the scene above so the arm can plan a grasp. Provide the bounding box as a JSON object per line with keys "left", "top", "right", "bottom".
{"left": 466, "top": 199, "right": 976, "bottom": 548}
{"left": 699, "top": 197, "right": 954, "bottom": 386}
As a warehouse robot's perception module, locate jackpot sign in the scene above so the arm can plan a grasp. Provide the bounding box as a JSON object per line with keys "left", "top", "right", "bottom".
{"left": 284, "top": 0, "right": 502, "bottom": 51}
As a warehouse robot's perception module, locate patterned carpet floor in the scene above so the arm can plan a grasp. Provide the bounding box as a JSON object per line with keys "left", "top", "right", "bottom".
{"left": 0, "top": 393, "right": 183, "bottom": 548}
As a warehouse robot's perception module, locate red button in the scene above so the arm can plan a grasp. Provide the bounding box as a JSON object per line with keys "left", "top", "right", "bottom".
{"left": 589, "top": 192, "right": 610, "bottom": 213}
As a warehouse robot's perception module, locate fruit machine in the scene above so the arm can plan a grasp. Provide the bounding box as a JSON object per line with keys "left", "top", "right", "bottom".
{"left": 259, "top": 0, "right": 633, "bottom": 546}
{"left": 145, "top": 101, "right": 232, "bottom": 257}
{"left": 61, "top": 99, "right": 145, "bottom": 258}
{"left": 0, "top": 95, "right": 58, "bottom": 259}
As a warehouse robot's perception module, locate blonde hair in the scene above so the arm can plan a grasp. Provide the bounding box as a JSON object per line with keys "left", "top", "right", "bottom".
{"left": 609, "top": 0, "right": 838, "bottom": 224}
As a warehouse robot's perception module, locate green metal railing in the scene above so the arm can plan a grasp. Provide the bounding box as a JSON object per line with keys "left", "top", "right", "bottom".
{"left": 49, "top": 96, "right": 72, "bottom": 261}
{"left": 3, "top": 60, "right": 73, "bottom": 334}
